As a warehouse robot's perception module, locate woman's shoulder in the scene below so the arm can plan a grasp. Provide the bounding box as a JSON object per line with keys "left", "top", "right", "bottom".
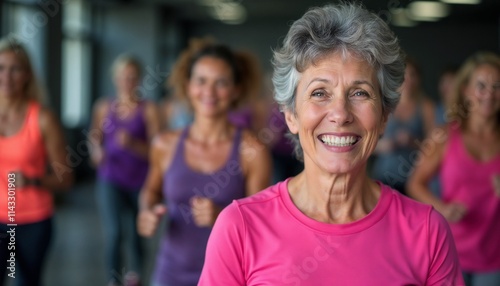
{"left": 151, "top": 129, "right": 184, "bottom": 153}
{"left": 37, "top": 104, "right": 62, "bottom": 131}
{"left": 153, "top": 128, "right": 183, "bottom": 142}
{"left": 141, "top": 99, "right": 161, "bottom": 118}
{"left": 239, "top": 181, "right": 282, "bottom": 204}
{"left": 383, "top": 184, "right": 434, "bottom": 216}
{"left": 390, "top": 188, "right": 452, "bottom": 237}
{"left": 92, "top": 97, "right": 112, "bottom": 116}
{"left": 239, "top": 128, "right": 269, "bottom": 157}
{"left": 215, "top": 182, "right": 284, "bottom": 230}
{"left": 419, "top": 123, "right": 455, "bottom": 155}
{"left": 240, "top": 128, "right": 264, "bottom": 145}
{"left": 385, "top": 185, "right": 448, "bottom": 228}
{"left": 219, "top": 181, "right": 283, "bottom": 217}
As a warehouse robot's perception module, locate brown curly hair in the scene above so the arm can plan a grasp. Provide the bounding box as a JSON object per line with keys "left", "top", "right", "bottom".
{"left": 167, "top": 37, "right": 262, "bottom": 108}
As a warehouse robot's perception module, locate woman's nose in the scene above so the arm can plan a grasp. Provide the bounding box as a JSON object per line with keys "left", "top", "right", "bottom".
{"left": 326, "top": 96, "right": 354, "bottom": 126}
{"left": 202, "top": 83, "right": 217, "bottom": 96}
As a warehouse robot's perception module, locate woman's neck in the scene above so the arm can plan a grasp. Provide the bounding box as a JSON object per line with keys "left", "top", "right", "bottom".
{"left": 116, "top": 91, "right": 139, "bottom": 104}
{"left": 189, "top": 117, "right": 232, "bottom": 144}
{"left": 0, "top": 96, "right": 25, "bottom": 115}
{"left": 466, "top": 112, "right": 499, "bottom": 136}
{"left": 289, "top": 165, "right": 379, "bottom": 224}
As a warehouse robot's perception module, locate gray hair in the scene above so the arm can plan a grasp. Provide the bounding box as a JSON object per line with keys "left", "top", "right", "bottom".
{"left": 272, "top": 3, "right": 405, "bottom": 161}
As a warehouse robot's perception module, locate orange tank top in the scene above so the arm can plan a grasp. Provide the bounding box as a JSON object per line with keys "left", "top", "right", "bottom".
{"left": 0, "top": 101, "right": 53, "bottom": 224}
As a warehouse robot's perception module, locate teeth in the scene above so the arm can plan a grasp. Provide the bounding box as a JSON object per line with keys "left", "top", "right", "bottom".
{"left": 320, "top": 135, "right": 357, "bottom": 147}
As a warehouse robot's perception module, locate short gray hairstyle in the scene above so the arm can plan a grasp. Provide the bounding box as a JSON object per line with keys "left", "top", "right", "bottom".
{"left": 272, "top": 3, "right": 405, "bottom": 161}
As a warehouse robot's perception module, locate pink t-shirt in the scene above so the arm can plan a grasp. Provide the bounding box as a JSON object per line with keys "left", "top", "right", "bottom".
{"left": 440, "top": 125, "right": 500, "bottom": 272}
{"left": 199, "top": 180, "right": 464, "bottom": 286}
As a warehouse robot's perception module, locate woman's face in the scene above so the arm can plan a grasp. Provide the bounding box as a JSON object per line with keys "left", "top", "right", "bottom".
{"left": 114, "top": 63, "right": 140, "bottom": 95}
{"left": 464, "top": 64, "right": 500, "bottom": 119}
{"left": 187, "top": 56, "right": 237, "bottom": 118}
{"left": 0, "top": 51, "right": 29, "bottom": 99}
{"left": 285, "top": 52, "right": 387, "bottom": 174}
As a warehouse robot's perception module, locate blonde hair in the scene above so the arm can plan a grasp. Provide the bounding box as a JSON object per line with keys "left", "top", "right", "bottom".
{"left": 448, "top": 51, "right": 500, "bottom": 128}
{"left": 110, "top": 53, "right": 143, "bottom": 79}
{"left": 0, "top": 36, "right": 45, "bottom": 103}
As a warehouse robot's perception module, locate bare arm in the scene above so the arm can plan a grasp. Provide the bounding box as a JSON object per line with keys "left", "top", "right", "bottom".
{"left": 88, "top": 99, "right": 109, "bottom": 167}
{"left": 139, "top": 136, "right": 164, "bottom": 210}
{"left": 138, "top": 133, "right": 175, "bottom": 237}
{"left": 39, "top": 107, "right": 74, "bottom": 191}
{"left": 407, "top": 127, "right": 466, "bottom": 221}
{"left": 241, "top": 130, "right": 273, "bottom": 196}
{"left": 422, "top": 99, "right": 436, "bottom": 136}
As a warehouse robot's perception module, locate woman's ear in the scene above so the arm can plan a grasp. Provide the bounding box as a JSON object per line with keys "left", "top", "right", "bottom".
{"left": 284, "top": 109, "right": 299, "bottom": 135}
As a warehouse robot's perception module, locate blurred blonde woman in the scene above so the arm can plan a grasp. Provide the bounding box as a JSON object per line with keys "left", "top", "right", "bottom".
{"left": 408, "top": 51, "right": 500, "bottom": 286}
{"left": 89, "top": 54, "right": 160, "bottom": 286}
{"left": 0, "top": 37, "right": 73, "bottom": 285}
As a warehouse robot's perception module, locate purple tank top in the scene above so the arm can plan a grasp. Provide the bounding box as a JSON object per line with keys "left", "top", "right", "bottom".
{"left": 98, "top": 100, "right": 149, "bottom": 190}
{"left": 154, "top": 126, "right": 245, "bottom": 286}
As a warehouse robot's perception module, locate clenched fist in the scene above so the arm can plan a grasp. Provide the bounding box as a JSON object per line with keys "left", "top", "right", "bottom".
{"left": 190, "top": 196, "right": 222, "bottom": 227}
{"left": 137, "top": 204, "right": 166, "bottom": 237}
{"left": 439, "top": 202, "right": 467, "bottom": 223}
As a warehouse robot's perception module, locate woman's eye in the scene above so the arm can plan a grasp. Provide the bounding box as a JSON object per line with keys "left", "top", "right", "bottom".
{"left": 352, "top": 90, "right": 369, "bottom": 97}
{"left": 194, "top": 78, "right": 205, "bottom": 85}
{"left": 311, "top": 90, "right": 325, "bottom": 97}
{"left": 216, "top": 80, "right": 230, "bottom": 88}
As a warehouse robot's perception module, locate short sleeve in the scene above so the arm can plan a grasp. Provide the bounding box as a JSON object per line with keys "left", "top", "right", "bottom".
{"left": 426, "top": 209, "right": 465, "bottom": 286}
{"left": 198, "top": 201, "right": 246, "bottom": 286}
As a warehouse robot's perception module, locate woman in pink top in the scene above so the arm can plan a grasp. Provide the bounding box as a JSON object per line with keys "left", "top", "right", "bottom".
{"left": 199, "top": 3, "right": 463, "bottom": 286}
{"left": 408, "top": 52, "right": 500, "bottom": 286}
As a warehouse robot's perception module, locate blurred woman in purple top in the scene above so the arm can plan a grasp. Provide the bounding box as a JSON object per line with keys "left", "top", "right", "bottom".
{"left": 89, "top": 54, "right": 161, "bottom": 286}
{"left": 137, "top": 39, "right": 272, "bottom": 286}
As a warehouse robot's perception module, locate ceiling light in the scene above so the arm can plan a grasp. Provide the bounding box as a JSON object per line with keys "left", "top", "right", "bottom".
{"left": 409, "top": 1, "right": 450, "bottom": 21}
{"left": 209, "top": 2, "right": 247, "bottom": 25}
{"left": 440, "top": 0, "right": 480, "bottom": 4}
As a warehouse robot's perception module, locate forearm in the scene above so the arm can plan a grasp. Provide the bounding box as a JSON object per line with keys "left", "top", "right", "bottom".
{"left": 89, "top": 143, "right": 104, "bottom": 167}
{"left": 30, "top": 171, "right": 73, "bottom": 192}
{"left": 139, "top": 189, "right": 162, "bottom": 211}
{"left": 407, "top": 181, "right": 445, "bottom": 211}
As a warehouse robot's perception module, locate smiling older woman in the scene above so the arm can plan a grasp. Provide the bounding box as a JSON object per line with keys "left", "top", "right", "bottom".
{"left": 198, "top": 3, "right": 464, "bottom": 286}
